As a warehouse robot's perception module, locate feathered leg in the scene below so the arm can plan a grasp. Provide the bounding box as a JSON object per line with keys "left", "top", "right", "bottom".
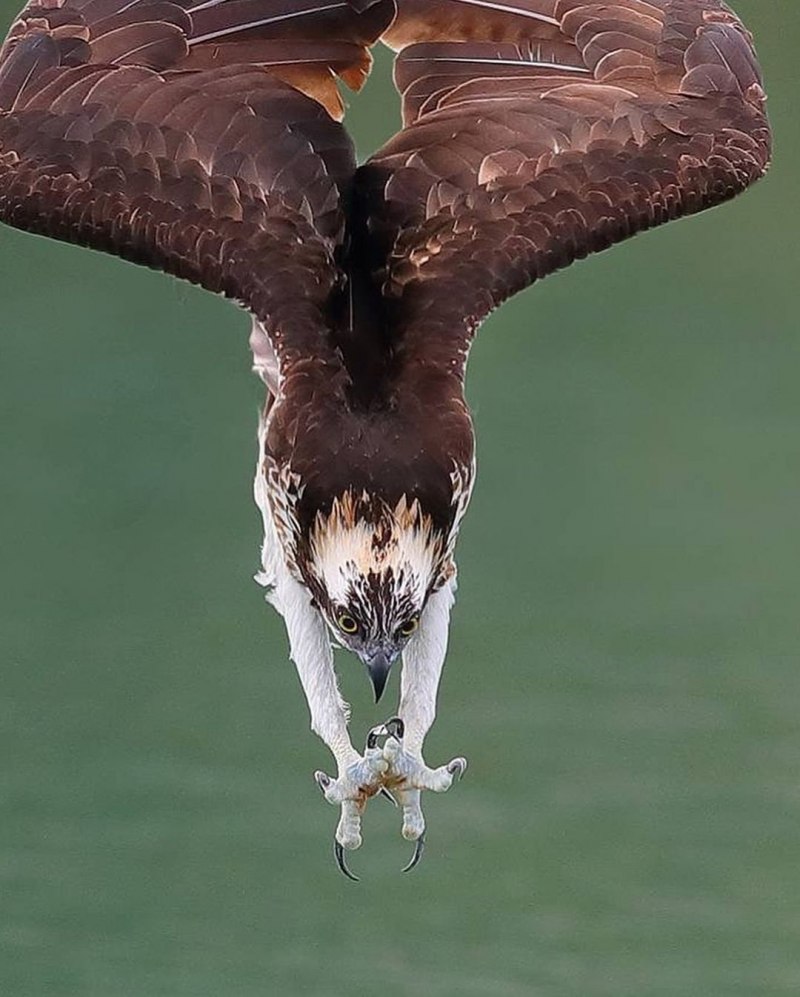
{"left": 379, "top": 579, "right": 467, "bottom": 857}
{"left": 258, "top": 518, "right": 389, "bottom": 862}
{"left": 279, "top": 572, "right": 388, "bottom": 854}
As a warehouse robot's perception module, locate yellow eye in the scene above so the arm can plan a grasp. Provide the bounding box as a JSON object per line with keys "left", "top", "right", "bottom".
{"left": 399, "top": 617, "right": 419, "bottom": 638}
{"left": 337, "top": 613, "right": 359, "bottom": 635}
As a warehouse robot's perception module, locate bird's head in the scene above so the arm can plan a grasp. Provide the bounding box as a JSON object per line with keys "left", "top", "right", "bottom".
{"left": 302, "top": 491, "right": 450, "bottom": 701}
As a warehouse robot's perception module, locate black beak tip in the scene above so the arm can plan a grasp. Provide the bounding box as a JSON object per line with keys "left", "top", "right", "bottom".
{"left": 371, "top": 670, "right": 389, "bottom": 703}
{"left": 365, "top": 651, "right": 393, "bottom": 704}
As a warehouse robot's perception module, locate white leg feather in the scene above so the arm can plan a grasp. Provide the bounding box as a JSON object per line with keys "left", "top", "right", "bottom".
{"left": 385, "top": 579, "right": 464, "bottom": 843}
{"left": 282, "top": 574, "right": 358, "bottom": 766}
{"left": 398, "top": 578, "right": 457, "bottom": 755}
{"left": 254, "top": 447, "right": 357, "bottom": 770}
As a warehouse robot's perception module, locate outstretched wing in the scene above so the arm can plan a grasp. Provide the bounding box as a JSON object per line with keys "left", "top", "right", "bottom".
{"left": 359, "top": 0, "right": 772, "bottom": 377}
{"left": 0, "top": 0, "right": 394, "bottom": 374}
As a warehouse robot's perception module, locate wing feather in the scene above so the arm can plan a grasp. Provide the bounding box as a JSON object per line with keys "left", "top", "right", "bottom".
{"left": 0, "top": 0, "right": 395, "bottom": 389}
{"left": 360, "top": 0, "right": 771, "bottom": 383}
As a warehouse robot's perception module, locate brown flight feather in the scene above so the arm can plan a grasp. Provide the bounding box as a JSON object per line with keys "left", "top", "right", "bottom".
{"left": 355, "top": 0, "right": 771, "bottom": 401}
{"left": 0, "top": 0, "right": 396, "bottom": 413}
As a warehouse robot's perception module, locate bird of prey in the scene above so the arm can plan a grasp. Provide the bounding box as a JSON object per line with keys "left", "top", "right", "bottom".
{"left": 0, "top": 0, "right": 771, "bottom": 878}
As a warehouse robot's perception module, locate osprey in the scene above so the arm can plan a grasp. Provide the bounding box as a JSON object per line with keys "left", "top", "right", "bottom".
{"left": 0, "top": 0, "right": 770, "bottom": 878}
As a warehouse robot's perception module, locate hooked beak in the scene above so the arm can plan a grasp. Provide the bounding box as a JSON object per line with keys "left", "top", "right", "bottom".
{"left": 362, "top": 648, "right": 398, "bottom": 703}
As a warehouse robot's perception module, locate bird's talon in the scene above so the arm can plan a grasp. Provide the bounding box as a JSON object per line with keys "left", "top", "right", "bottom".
{"left": 366, "top": 716, "right": 405, "bottom": 751}
{"left": 363, "top": 746, "right": 389, "bottom": 776}
{"left": 385, "top": 716, "right": 405, "bottom": 740}
{"left": 401, "top": 832, "right": 426, "bottom": 874}
{"left": 447, "top": 757, "right": 468, "bottom": 781}
{"left": 334, "top": 841, "right": 360, "bottom": 882}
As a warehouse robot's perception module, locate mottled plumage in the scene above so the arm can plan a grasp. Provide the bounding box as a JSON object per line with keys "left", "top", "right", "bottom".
{"left": 0, "top": 0, "right": 771, "bottom": 874}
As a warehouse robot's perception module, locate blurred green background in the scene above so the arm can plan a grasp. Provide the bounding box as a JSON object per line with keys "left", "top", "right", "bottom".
{"left": 1, "top": 3, "right": 797, "bottom": 994}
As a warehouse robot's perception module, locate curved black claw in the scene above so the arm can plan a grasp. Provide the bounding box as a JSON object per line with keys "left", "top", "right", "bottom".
{"left": 385, "top": 716, "right": 405, "bottom": 741}
{"left": 366, "top": 716, "right": 406, "bottom": 751}
{"left": 447, "top": 757, "right": 468, "bottom": 782}
{"left": 402, "top": 833, "right": 426, "bottom": 874}
{"left": 334, "top": 841, "right": 360, "bottom": 882}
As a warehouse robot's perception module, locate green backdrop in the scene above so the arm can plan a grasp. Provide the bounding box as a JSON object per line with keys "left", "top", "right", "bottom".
{"left": 1, "top": 3, "right": 797, "bottom": 995}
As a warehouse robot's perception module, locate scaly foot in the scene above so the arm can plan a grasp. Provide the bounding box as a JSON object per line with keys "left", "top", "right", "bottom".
{"left": 314, "top": 748, "right": 388, "bottom": 880}
{"left": 368, "top": 717, "right": 467, "bottom": 872}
